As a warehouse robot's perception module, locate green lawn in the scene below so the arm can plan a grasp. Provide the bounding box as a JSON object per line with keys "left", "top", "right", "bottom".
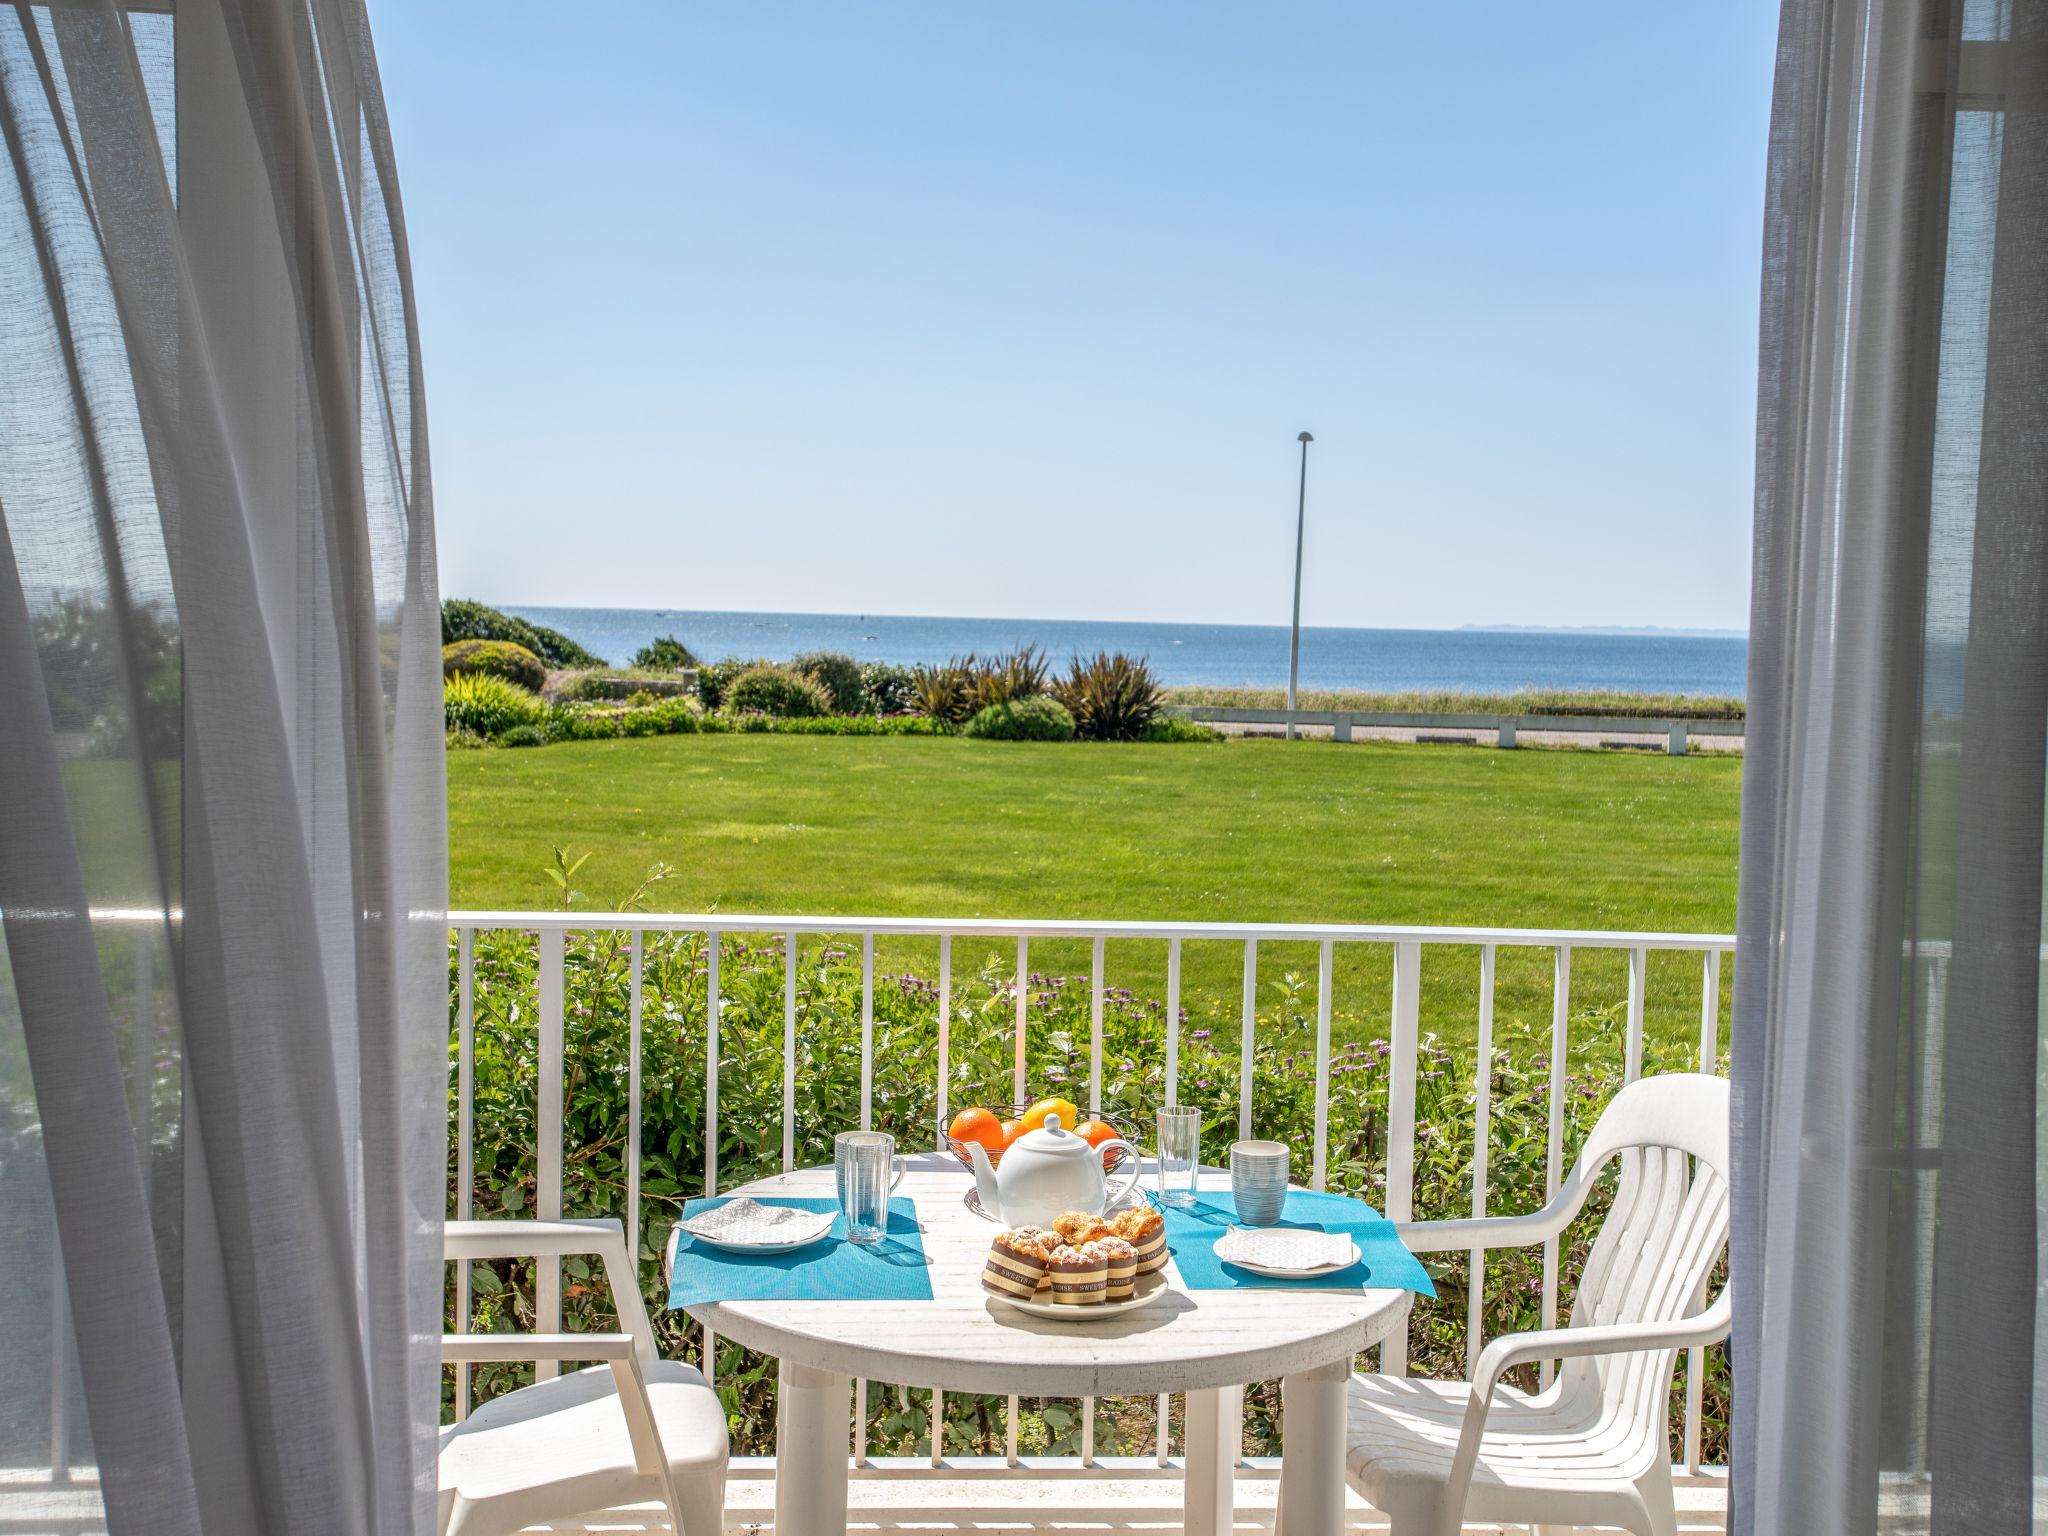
{"left": 448, "top": 735, "right": 1740, "bottom": 1051}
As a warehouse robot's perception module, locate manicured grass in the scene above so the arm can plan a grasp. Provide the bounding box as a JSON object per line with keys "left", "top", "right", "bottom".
{"left": 449, "top": 735, "right": 1741, "bottom": 1051}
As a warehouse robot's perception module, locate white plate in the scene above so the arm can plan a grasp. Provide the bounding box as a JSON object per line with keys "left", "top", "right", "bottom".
{"left": 685, "top": 1227, "right": 834, "bottom": 1255}
{"left": 1217, "top": 1237, "right": 1361, "bottom": 1280}
{"left": 991, "top": 1272, "right": 1172, "bottom": 1321}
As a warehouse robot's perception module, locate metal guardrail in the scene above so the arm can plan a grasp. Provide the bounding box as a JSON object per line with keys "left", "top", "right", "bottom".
{"left": 447, "top": 911, "right": 1735, "bottom": 1473}
{"left": 1169, "top": 706, "right": 1746, "bottom": 754}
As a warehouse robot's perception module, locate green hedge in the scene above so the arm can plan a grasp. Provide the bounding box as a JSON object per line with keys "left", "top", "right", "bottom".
{"left": 441, "top": 598, "right": 601, "bottom": 670}
{"left": 962, "top": 696, "right": 1076, "bottom": 741}
{"left": 443, "top": 638, "right": 546, "bottom": 693}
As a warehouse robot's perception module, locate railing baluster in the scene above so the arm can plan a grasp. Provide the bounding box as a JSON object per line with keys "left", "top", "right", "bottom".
{"left": 1541, "top": 943, "right": 1571, "bottom": 1389}
{"left": 1686, "top": 946, "right": 1723, "bottom": 1473}
{"left": 706, "top": 929, "right": 721, "bottom": 1197}
{"left": 860, "top": 933, "right": 875, "bottom": 1132}
{"left": 1156, "top": 1393, "right": 1170, "bottom": 1467}
{"left": 456, "top": 926, "right": 474, "bottom": 1417}
{"left": 1014, "top": 936, "right": 1028, "bottom": 1106}
{"left": 537, "top": 927, "right": 565, "bottom": 1381}
{"left": 1468, "top": 943, "right": 1494, "bottom": 1382}
{"left": 628, "top": 930, "right": 643, "bottom": 1262}
{"left": 1625, "top": 945, "right": 1646, "bottom": 1083}
{"left": 1090, "top": 935, "right": 1105, "bottom": 1116}
{"left": 783, "top": 930, "right": 797, "bottom": 1173}
{"left": 937, "top": 936, "right": 951, "bottom": 1149}
{"left": 1007, "top": 1395, "right": 1020, "bottom": 1465}
{"left": 1081, "top": 1394, "right": 1096, "bottom": 1465}
{"left": 1164, "top": 937, "right": 1182, "bottom": 1106}
{"left": 854, "top": 1378, "right": 867, "bottom": 1465}
{"left": 931, "top": 1386, "right": 944, "bottom": 1467}
{"left": 1239, "top": 938, "right": 1257, "bottom": 1140}
{"left": 1311, "top": 939, "right": 1333, "bottom": 1190}
{"left": 1384, "top": 941, "right": 1420, "bottom": 1377}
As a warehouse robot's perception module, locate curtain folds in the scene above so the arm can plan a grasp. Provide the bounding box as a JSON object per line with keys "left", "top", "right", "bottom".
{"left": 1736, "top": 0, "right": 2047, "bottom": 1532}
{"left": 0, "top": 2, "right": 443, "bottom": 1533}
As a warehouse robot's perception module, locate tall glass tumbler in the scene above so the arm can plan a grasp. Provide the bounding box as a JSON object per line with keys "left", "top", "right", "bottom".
{"left": 834, "top": 1130, "right": 905, "bottom": 1244}
{"left": 1155, "top": 1106, "right": 1203, "bottom": 1209}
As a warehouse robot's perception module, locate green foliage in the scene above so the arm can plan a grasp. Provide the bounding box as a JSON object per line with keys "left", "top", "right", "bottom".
{"left": 618, "top": 698, "right": 701, "bottom": 737}
{"left": 962, "top": 696, "right": 1076, "bottom": 741}
{"left": 34, "top": 594, "right": 181, "bottom": 760}
{"left": 630, "top": 635, "right": 699, "bottom": 671}
{"left": 724, "top": 665, "right": 831, "bottom": 719}
{"left": 444, "top": 671, "right": 545, "bottom": 738}
{"left": 967, "top": 646, "right": 1050, "bottom": 712}
{"left": 541, "top": 704, "right": 623, "bottom": 742}
{"left": 1054, "top": 651, "right": 1164, "bottom": 742}
{"left": 442, "top": 638, "right": 546, "bottom": 693}
{"left": 498, "top": 724, "right": 545, "bottom": 748}
{"left": 559, "top": 670, "right": 697, "bottom": 703}
{"left": 698, "top": 712, "right": 948, "bottom": 738}
{"left": 789, "top": 651, "right": 866, "bottom": 714}
{"left": 1139, "top": 714, "right": 1224, "bottom": 743}
{"left": 695, "top": 656, "right": 768, "bottom": 710}
{"left": 861, "top": 661, "right": 915, "bottom": 715}
{"left": 441, "top": 598, "right": 601, "bottom": 669}
{"left": 448, "top": 914, "right": 1728, "bottom": 1463}
{"left": 908, "top": 657, "right": 978, "bottom": 724}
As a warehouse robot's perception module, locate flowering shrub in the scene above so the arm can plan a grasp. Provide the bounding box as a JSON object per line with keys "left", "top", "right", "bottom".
{"left": 449, "top": 912, "right": 1727, "bottom": 1464}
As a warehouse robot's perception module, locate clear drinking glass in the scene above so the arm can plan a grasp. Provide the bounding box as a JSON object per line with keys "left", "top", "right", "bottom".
{"left": 834, "top": 1130, "right": 905, "bottom": 1243}
{"left": 1155, "top": 1106, "right": 1203, "bottom": 1209}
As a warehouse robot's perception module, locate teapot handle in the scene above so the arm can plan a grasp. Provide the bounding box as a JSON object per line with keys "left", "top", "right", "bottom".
{"left": 1098, "top": 1138, "right": 1143, "bottom": 1210}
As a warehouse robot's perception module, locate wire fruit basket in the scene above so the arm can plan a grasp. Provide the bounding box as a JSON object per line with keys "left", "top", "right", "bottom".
{"left": 946, "top": 1106, "right": 1143, "bottom": 1173}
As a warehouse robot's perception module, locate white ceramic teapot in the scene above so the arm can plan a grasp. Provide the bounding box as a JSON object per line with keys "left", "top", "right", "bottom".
{"left": 964, "top": 1114, "right": 1141, "bottom": 1228}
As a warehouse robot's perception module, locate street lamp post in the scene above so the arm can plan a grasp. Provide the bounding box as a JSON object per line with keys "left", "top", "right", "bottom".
{"left": 1286, "top": 431, "right": 1313, "bottom": 740}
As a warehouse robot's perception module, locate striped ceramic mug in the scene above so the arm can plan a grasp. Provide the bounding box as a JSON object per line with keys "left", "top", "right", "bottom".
{"left": 1229, "top": 1139, "right": 1289, "bottom": 1226}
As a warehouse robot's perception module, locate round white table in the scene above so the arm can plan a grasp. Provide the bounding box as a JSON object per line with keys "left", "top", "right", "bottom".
{"left": 675, "top": 1152, "right": 1410, "bottom": 1536}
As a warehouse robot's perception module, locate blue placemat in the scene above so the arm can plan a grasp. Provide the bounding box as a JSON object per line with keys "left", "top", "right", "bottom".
{"left": 667, "top": 1196, "right": 933, "bottom": 1310}
{"left": 1161, "top": 1190, "right": 1435, "bottom": 1296}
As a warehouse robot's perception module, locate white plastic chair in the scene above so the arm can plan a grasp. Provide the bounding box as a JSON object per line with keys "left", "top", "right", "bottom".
{"left": 1345, "top": 1072, "right": 1730, "bottom": 1536}
{"left": 439, "top": 1218, "right": 729, "bottom": 1536}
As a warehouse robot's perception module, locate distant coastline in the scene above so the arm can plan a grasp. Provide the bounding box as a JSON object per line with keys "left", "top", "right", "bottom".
{"left": 502, "top": 605, "right": 1749, "bottom": 699}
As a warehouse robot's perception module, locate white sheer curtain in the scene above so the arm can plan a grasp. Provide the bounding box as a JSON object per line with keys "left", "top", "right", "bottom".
{"left": 0, "top": 2, "right": 443, "bottom": 1532}
{"left": 1735, "top": 0, "right": 2046, "bottom": 1531}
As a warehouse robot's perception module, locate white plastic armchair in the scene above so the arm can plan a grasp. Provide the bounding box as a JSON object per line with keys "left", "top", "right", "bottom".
{"left": 439, "top": 1218, "right": 728, "bottom": 1536}
{"left": 1346, "top": 1073, "right": 1730, "bottom": 1536}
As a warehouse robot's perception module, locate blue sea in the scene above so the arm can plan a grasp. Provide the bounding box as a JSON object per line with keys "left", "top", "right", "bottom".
{"left": 508, "top": 608, "right": 1747, "bottom": 697}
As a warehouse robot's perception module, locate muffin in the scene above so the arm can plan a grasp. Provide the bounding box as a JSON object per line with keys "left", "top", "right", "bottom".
{"left": 983, "top": 1228, "right": 1054, "bottom": 1300}
{"left": 1046, "top": 1243, "right": 1108, "bottom": 1305}
{"left": 1054, "top": 1210, "right": 1112, "bottom": 1247}
{"left": 1110, "top": 1206, "right": 1168, "bottom": 1274}
{"left": 1093, "top": 1236, "right": 1137, "bottom": 1299}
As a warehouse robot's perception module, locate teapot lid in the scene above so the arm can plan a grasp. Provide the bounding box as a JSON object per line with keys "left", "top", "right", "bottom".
{"left": 1016, "top": 1113, "right": 1089, "bottom": 1154}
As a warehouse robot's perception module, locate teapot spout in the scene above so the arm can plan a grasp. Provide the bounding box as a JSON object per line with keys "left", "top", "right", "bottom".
{"left": 964, "top": 1140, "right": 1001, "bottom": 1212}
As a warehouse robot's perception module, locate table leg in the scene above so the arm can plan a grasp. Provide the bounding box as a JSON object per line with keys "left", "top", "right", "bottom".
{"left": 776, "top": 1360, "right": 851, "bottom": 1536}
{"left": 1277, "top": 1356, "right": 1350, "bottom": 1536}
{"left": 1183, "top": 1384, "right": 1243, "bottom": 1536}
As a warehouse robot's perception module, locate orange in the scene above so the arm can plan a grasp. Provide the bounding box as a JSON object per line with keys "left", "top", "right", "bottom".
{"left": 948, "top": 1106, "right": 1003, "bottom": 1150}
{"left": 1073, "top": 1119, "right": 1118, "bottom": 1149}
{"left": 1019, "top": 1096, "right": 1082, "bottom": 1135}
{"left": 999, "top": 1118, "right": 1030, "bottom": 1150}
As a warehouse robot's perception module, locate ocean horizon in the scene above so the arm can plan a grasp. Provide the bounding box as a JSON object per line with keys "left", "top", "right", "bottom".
{"left": 504, "top": 606, "right": 1749, "bottom": 698}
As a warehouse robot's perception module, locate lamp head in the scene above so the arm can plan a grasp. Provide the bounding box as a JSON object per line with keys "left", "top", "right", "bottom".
{"left": 1297, "top": 431, "right": 1314, "bottom": 443}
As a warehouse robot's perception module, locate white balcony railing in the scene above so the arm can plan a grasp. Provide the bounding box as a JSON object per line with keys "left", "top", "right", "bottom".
{"left": 448, "top": 911, "right": 1737, "bottom": 1489}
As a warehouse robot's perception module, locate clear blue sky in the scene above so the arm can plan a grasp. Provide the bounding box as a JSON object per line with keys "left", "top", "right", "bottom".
{"left": 374, "top": 3, "right": 1779, "bottom": 631}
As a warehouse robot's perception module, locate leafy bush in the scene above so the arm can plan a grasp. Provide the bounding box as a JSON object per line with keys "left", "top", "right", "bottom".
{"left": 909, "top": 657, "right": 978, "bottom": 723}
{"left": 444, "top": 671, "right": 544, "bottom": 738}
{"left": 725, "top": 665, "right": 831, "bottom": 719}
{"left": 444, "top": 727, "right": 489, "bottom": 750}
{"left": 441, "top": 598, "right": 600, "bottom": 669}
{"left": 630, "top": 635, "right": 699, "bottom": 671}
{"left": 963, "top": 696, "right": 1076, "bottom": 741}
{"left": 967, "top": 646, "right": 1050, "bottom": 712}
{"left": 861, "top": 661, "right": 916, "bottom": 715}
{"left": 559, "top": 670, "right": 696, "bottom": 703}
{"left": 698, "top": 712, "right": 948, "bottom": 738}
{"left": 442, "top": 638, "right": 546, "bottom": 693}
{"left": 1054, "top": 651, "right": 1164, "bottom": 741}
{"left": 450, "top": 914, "right": 1729, "bottom": 1464}
{"left": 1139, "top": 714, "right": 1223, "bottom": 743}
{"left": 789, "top": 651, "right": 866, "bottom": 714}
{"left": 695, "top": 656, "right": 767, "bottom": 710}
{"left": 541, "top": 704, "right": 624, "bottom": 742}
{"left": 498, "top": 724, "right": 545, "bottom": 748}
{"left": 618, "top": 698, "right": 701, "bottom": 737}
